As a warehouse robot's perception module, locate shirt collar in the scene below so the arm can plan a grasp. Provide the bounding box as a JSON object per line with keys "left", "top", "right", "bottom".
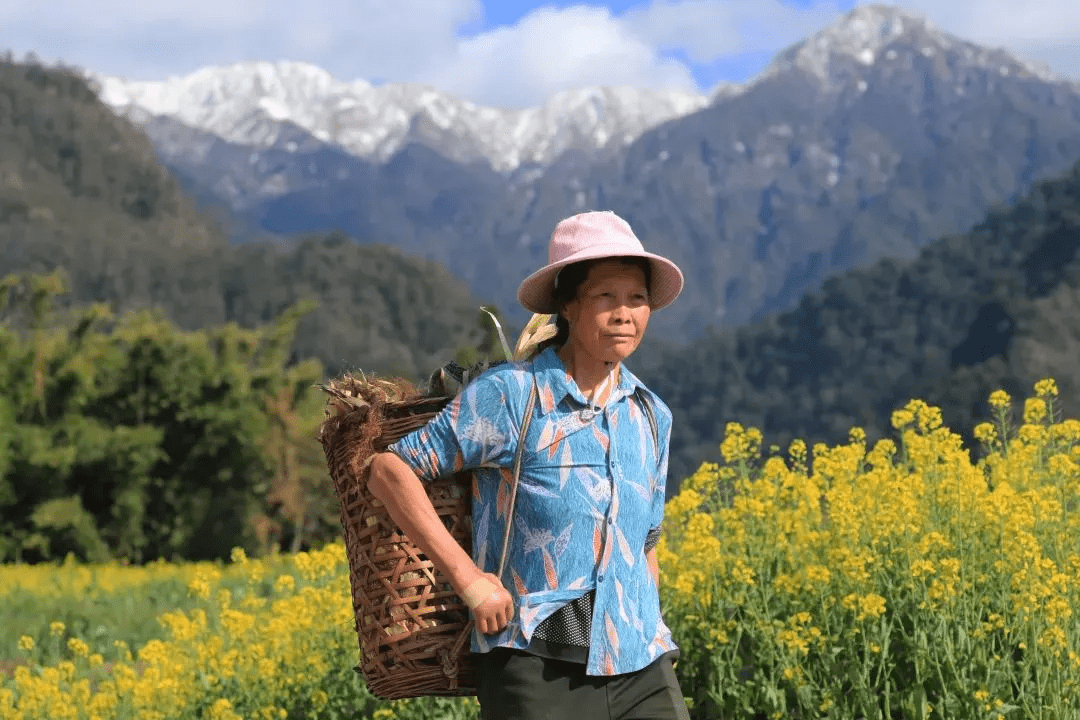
{"left": 531, "top": 346, "right": 647, "bottom": 416}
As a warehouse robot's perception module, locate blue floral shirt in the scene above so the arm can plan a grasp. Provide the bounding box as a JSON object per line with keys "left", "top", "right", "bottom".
{"left": 389, "top": 346, "right": 678, "bottom": 676}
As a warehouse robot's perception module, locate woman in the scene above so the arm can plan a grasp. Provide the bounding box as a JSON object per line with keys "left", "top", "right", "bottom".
{"left": 369, "top": 210, "right": 689, "bottom": 719}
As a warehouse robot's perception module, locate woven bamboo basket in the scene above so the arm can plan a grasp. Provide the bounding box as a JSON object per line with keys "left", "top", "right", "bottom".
{"left": 318, "top": 375, "right": 477, "bottom": 700}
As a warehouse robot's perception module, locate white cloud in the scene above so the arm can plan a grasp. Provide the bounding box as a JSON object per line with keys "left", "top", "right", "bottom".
{"left": 881, "top": 0, "right": 1080, "bottom": 43}
{"left": 623, "top": 0, "right": 845, "bottom": 62}
{"left": 0, "top": 0, "right": 482, "bottom": 82}
{"left": 865, "top": 0, "right": 1080, "bottom": 79}
{"left": 423, "top": 5, "right": 697, "bottom": 108}
{"left": 0, "top": 0, "right": 798, "bottom": 105}
{"left": 2, "top": 0, "right": 1079, "bottom": 109}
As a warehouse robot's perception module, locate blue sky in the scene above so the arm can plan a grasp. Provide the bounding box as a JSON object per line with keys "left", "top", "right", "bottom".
{"left": 0, "top": 1, "right": 1076, "bottom": 108}
{"left": 477, "top": 0, "right": 857, "bottom": 88}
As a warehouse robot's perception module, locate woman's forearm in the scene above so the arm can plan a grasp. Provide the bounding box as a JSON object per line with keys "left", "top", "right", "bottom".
{"left": 367, "top": 452, "right": 483, "bottom": 594}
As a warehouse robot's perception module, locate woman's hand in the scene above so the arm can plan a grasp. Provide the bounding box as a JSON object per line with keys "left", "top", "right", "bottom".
{"left": 462, "top": 573, "right": 514, "bottom": 635}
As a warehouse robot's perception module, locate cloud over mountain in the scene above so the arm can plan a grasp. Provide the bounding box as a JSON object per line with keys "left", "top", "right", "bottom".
{"left": 6, "top": 1, "right": 1078, "bottom": 109}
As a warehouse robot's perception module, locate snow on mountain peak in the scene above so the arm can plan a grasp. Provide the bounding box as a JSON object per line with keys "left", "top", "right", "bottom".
{"left": 760, "top": 4, "right": 1057, "bottom": 86}
{"left": 815, "top": 4, "right": 922, "bottom": 55}
{"left": 94, "top": 62, "right": 709, "bottom": 172}
{"left": 761, "top": 5, "right": 934, "bottom": 81}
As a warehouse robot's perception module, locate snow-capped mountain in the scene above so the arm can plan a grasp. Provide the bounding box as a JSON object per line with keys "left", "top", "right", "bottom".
{"left": 761, "top": 4, "right": 1059, "bottom": 89}
{"left": 94, "top": 62, "right": 710, "bottom": 172}
{"left": 91, "top": 4, "right": 1080, "bottom": 341}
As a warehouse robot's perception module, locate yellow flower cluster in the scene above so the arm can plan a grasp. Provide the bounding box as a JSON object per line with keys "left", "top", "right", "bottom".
{"left": 2, "top": 544, "right": 481, "bottom": 720}
{"left": 0, "top": 545, "right": 383, "bottom": 720}
{"left": 0, "top": 558, "right": 245, "bottom": 602}
{"left": 661, "top": 379, "right": 1080, "bottom": 717}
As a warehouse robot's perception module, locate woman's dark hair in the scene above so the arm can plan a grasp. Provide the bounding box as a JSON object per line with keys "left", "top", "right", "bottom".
{"left": 537, "top": 256, "right": 652, "bottom": 352}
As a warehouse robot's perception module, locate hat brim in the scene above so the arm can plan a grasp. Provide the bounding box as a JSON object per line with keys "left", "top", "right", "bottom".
{"left": 517, "top": 242, "right": 684, "bottom": 314}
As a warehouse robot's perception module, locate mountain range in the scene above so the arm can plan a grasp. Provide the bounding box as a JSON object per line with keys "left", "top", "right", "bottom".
{"left": 0, "top": 60, "right": 495, "bottom": 381}
{"left": 92, "top": 5, "right": 1080, "bottom": 339}
{"left": 96, "top": 63, "right": 712, "bottom": 173}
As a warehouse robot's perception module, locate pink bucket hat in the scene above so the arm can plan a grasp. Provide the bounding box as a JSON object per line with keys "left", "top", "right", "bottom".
{"left": 517, "top": 211, "right": 684, "bottom": 314}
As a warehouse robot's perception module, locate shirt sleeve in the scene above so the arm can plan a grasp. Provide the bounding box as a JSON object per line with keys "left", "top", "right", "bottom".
{"left": 388, "top": 371, "right": 518, "bottom": 482}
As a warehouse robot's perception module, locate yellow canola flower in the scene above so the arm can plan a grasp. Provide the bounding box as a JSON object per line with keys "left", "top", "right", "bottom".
{"left": 66, "top": 637, "right": 90, "bottom": 658}
{"left": 1024, "top": 397, "right": 1048, "bottom": 425}
{"left": 804, "top": 564, "right": 831, "bottom": 587}
{"left": 856, "top": 593, "right": 887, "bottom": 621}
{"left": 720, "top": 422, "right": 763, "bottom": 464}
{"left": 273, "top": 573, "right": 296, "bottom": 595}
{"left": 891, "top": 407, "right": 914, "bottom": 430}
{"left": 1035, "top": 378, "right": 1059, "bottom": 398}
{"left": 974, "top": 422, "right": 997, "bottom": 444}
{"left": 17, "top": 635, "right": 34, "bottom": 652}
{"left": 989, "top": 389, "right": 1011, "bottom": 410}
{"left": 209, "top": 698, "right": 244, "bottom": 720}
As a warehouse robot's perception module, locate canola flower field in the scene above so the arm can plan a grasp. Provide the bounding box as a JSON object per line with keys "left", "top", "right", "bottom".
{"left": 3, "top": 381, "right": 1080, "bottom": 719}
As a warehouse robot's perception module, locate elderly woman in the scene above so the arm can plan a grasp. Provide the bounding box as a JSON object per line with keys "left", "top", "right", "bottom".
{"left": 369, "top": 211, "right": 689, "bottom": 720}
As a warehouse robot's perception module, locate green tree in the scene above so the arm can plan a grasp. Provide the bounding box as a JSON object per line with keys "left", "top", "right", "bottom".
{"left": 0, "top": 272, "right": 335, "bottom": 562}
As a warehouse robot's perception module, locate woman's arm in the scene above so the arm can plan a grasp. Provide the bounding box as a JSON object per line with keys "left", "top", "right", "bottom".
{"left": 646, "top": 547, "right": 660, "bottom": 587}
{"left": 368, "top": 452, "right": 514, "bottom": 634}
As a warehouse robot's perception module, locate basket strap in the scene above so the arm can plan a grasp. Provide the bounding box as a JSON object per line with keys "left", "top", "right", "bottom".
{"left": 635, "top": 387, "right": 660, "bottom": 455}
{"left": 496, "top": 374, "right": 539, "bottom": 583}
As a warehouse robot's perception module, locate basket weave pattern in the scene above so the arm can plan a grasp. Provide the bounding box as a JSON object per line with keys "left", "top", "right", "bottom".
{"left": 318, "top": 377, "right": 477, "bottom": 700}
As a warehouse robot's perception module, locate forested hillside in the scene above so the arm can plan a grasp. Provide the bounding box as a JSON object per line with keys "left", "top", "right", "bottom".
{"left": 0, "top": 273, "right": 327, "bottom": 562}
{"left": 0, "top": 60, "right": 496, "bottom": 380}
{"left": 0, "top": 59, "right": 229, "bottom": 326}
{"left": 224, "top": 233, "right": 503, "bottom": 377}
{"left": 638, "top": 162, "right": 1080, "bottom": 480}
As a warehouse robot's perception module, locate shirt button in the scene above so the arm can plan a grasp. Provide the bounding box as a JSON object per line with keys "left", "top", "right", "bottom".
{"left": 598, "top": 574, "right": 605, "bottom": 582}
{"left": 606, "top": 518, "right": 613, "bottom": 525}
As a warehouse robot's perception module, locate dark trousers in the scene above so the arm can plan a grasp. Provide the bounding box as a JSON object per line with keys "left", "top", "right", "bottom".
{"left": 476, "top": 649, "right": 690, "bottom": 720}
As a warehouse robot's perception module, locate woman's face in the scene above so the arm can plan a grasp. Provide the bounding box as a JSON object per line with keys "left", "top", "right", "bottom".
{"left": 562, "top": 260, "right": 651, "bottom": 365}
